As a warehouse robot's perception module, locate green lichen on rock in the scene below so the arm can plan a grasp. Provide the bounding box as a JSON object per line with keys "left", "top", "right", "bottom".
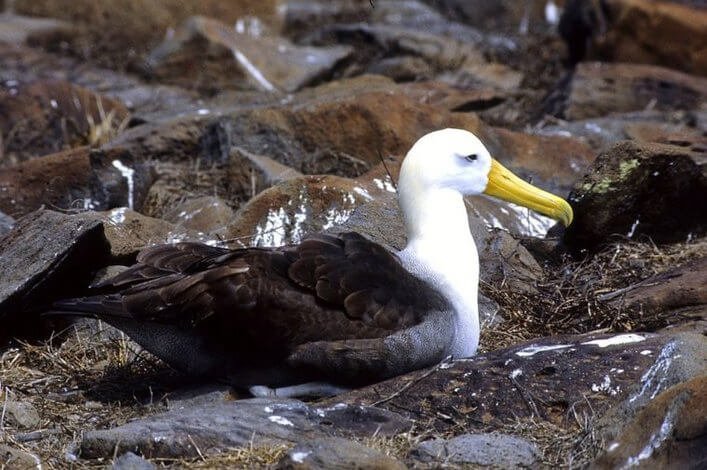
{"left": 618, "top": 159, "right": 640, "bottom": 179}
{"left": 581, "top": 158, "right": 641, "bottom": 194}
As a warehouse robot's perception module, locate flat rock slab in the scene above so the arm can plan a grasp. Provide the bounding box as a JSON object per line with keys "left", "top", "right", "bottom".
{"left": 564, "top": 62, "right": 707, "bottom": 120}
{"left": 275, "top": 436, "right": 406, "bottom": 470}
{"left": 411, "top": 433, "right": 540, "bottom": 468}
{"left": 322, "top": 332, "right": 707, "bottom": 433}
{"left": 79, "top": 398, "right": 412, "bottom": 459}
{"left": 603, "top": 254, "right": 707, "bottom": 329}
{"left": 146, "top": 16, "right": 352, "bottom": 93}
{"left": 112, "top": 452, "right": 156, "bottom": 470}
{"left": 0, "top": 209, "right": 105, "bottom": 338}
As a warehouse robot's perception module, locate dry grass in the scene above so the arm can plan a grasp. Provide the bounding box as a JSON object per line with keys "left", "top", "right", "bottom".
{"left": 0, "top": 322, "right": 177, "bottom": 469}
{"left": 0, "top": 237, "right": 703, "bottom": 468}
{"left": 480, "top": 238, "right": 705, "bottom": 352}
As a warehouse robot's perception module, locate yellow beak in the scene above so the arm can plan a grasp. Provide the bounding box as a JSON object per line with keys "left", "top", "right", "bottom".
{"left": 484, "top": 159, "right": 573, "bottom": 226}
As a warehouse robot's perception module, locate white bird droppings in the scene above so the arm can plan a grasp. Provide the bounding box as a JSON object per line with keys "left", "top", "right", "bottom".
{"left": 516, "top": 344, "right": 571, "bottom": 357}
{"left": 268, "top": 415, "right": 294, "bottom": 427}
{"left": 581, "top": 334, "right": 645, "bottom": 348}
{"left": 291, "top": 451, "right": 311, "bottom": 463}
{"left": 111, "top": 160, "right": 135, "bottom": 209}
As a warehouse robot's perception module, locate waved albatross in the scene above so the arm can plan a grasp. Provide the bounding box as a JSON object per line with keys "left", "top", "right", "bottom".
{"left": 54, "top": 129, "right": 572, "bottom": 397}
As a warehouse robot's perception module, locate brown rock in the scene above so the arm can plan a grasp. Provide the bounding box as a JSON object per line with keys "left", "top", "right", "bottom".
{"left": 0, "top": 147, "right": 153, "bottom": 218}
{"left": 0, "top": 80, "right": 130, "bottom": 164}
{"left": 0, "top": 43, "right": 197, "bottom": 118}
{"left": 489, "top": 127, "right": 596, "bottom": 195}
{"left": 535, "top": 110, "right": 706, "bottom": 153}
{"left": 602, "top": 254, "right": 707, "bottom": 331}
{"left": 163, "top": 196, "right": 234, "bottom": 235}
{"left": 565, "top": 62, "right": 707, "bottom": 121}
{"left": 145, "top": 16, "right": 352, "bottom": 94}
{"left": 565, "top": 140, "right": 707, "bottom": 252}
{"left": 597, "top": 0, "right": 707, "bottom": 76}
{"left": 14, "top": 0, "right": 283, "bottom": 67}
{"left": 104, "top": 75, "right": 485, "bottom": 173}
{"left": 91, "top": 208, "right": 209, "bottom": 258}
{"left": 223, "top": 175, "right": 382, "bottom": 248}
{"left": 276, "top": 437, "right": 406, "bottom": 470}
{"left": 306, "top": 23, "right": 522, "bottom": 91}
{"left": 592, "top": 376, "right": 707, "bottom": 470}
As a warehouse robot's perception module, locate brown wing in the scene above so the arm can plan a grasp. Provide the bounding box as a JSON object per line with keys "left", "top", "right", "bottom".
{"left": 54, "top": 233, "right": 452, "bottom": 382}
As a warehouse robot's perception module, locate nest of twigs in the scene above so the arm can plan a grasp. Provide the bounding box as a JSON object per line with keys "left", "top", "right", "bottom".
{"left": 480, "top": 237, "right": 705, "bottom": 351}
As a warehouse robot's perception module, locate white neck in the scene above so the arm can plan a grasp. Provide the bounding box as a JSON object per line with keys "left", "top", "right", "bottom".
{"left": 397, "top": 175, "right": 480, "bottom": 358}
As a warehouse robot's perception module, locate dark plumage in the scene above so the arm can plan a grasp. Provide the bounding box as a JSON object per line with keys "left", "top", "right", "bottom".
{"left": 51, "top": 128, "right": 574, "bottom": 395}
{"left": 55, "top": 233, "right": 452, "bottom": 388}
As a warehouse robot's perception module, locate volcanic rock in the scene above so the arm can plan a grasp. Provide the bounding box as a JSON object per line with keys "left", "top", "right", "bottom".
{"left": 602, "top": 254, "right": 707, "bottom": 332}
{"left": 564, "top": 62, "right": 707, "bottom": 120}
{"left": 276, "top": 437, "right": 406, "bottom": 470}
{"left": 323, "top": 332, "right": 706, "bottom": 434}
{"left": 0, "top": 80, "right": 129, "bottom": 164}
{"left": 411, "top": 433, "right": 540, "bottom": 468}
{"left": 145, "top": 16, "right": 352, "bottom": 94}
{"left": 561, "top": 0, "right": 707, "bottom": 75}
{"left": 592, "top": 375, "right": 707, "bottom": 469}
{"left": 0, "top": 209, "right": 105, "bottom": 340}
{"left": 565, "top": 140, "right": 706, "bottom": 252}
{"left": 0, "top": 146, "right": 153, "bottom": 218}
{"left": 79, "top": 398, "right": 412, "bottom": 459}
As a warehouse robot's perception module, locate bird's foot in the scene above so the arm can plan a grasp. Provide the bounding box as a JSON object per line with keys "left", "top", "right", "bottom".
{"left": 249, "top": 382, "right": 349, "bottom": 398}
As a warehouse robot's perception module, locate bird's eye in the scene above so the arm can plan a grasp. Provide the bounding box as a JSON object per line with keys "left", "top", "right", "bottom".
{"left": 463, "top": 154, "right": 478, "bottom": 163}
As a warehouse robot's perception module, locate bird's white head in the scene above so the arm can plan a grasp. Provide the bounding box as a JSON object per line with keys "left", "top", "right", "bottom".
{"left": 398, "top": 128, "right": 574, "bottom": 231}
{"left": 401, "top": 128, "right": 493, "bottom": 196}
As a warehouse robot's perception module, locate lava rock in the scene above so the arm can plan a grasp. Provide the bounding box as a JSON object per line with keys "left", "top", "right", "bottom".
{"left": 535, "top": 110, "right": 707, "bottom": 152}
{"left": 2, "top": 401, "right": 41, "bottom": 429}
{"left": 564, "top": 62, "right": 707, "bottom": 121}
{"left": 0, "top": 209, "right": 106, "bottom": 340}
{"left": 0, "top": 209, "right": 14, "bottom": 236}
{"left": 163, "top": 196, "right": 235, "bottom": 234}
{"left": 0, "top": 12, "right": 73, "bottom": 46}
{"left": 103, "top": 75, "right": 485, "bottom": 173}
{"left": 223, "top": 175, "right": 379, "bottom": 248}
{"left": 145, "top": 16, "right": 352, "bottom": 94}
{"left": 565, "top": 140, "right": 707, "bottom": 252}
{"left": 79, "top": 398, "right": 411, "bottom": 459}
{"left": 411, "top": 433, "right": 540, "bottom": 468}
{"left": 0, "top": 146, "right": 153, "bottom": 218}
{"left": 323, "top": 332, "right": 707, "bottom": 434}
{"left": 561, "top": 0, "right": 707, "bottom": 75}
{"left": 592, "top": 375, "right": 707, "bottom": 470}
{"left": 0, "top": 445, "right": 41, "bottom": 469}
{"left": 276, "top": 436, "right": 406, "bottom": 470}
{"left": 601, "top": 254, "right": 707, "bottom": 329}
{"left": 0, "top": 80, "right": 129, "bottom": 164}
{"left": 112, "top": 452, "right": 156, "bottom": 470}
{"left": 13, "top": 0, "right": 282, "bottom": 68}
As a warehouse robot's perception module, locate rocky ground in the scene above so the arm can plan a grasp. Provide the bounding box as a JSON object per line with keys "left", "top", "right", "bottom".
{"left": 0, "top": 0, "right": 705, "bottom": 468}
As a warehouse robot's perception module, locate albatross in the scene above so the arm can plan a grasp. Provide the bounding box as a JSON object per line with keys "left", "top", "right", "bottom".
{"left": 54, "top": 129, "right": 572, "bottom": 397}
